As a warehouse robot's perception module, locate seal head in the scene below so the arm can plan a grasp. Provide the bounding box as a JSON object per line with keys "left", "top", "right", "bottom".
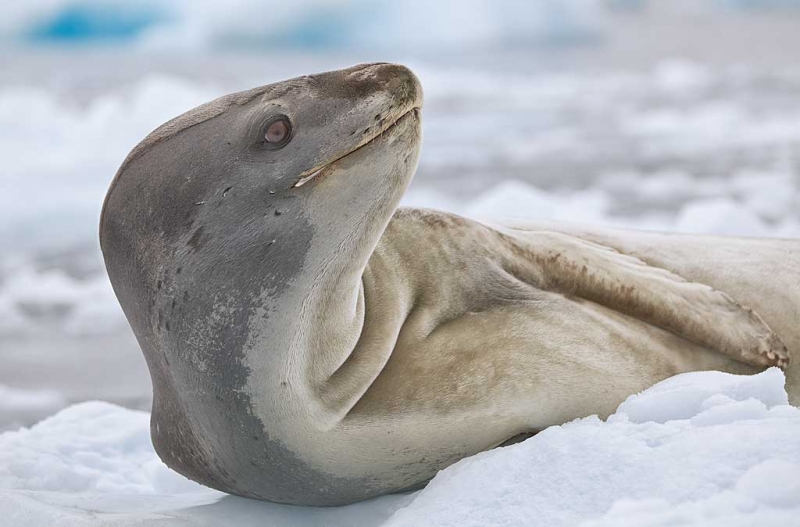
{"left": 100, "top": 63, "right": 423, "bottom": 504}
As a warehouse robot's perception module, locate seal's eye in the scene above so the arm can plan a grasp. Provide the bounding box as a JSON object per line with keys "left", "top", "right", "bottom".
{"left": 264, "top": 116, "right": 291, "bottom": 148}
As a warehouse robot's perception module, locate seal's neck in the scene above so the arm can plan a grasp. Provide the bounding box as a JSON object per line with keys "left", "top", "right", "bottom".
{"left": 296, "top": 179, "right": 407, "bottom": 411}
{"left": 241, "top": 147, "right": 420, "bottom": 427}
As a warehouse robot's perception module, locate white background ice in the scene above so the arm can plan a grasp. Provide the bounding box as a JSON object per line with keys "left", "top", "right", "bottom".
{"left": 2, "top": 369, "right": 798, "bottom": 527}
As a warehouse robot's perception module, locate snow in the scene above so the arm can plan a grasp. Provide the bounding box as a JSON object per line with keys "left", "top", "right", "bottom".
{"left": 386, "top": 369, "right": 800, "bottom": 527}
{"left": 675, "top": 198, "right": 772, "bottom": 237}
{"left": 0, "top": 402, "right": 193, "bottom": 495}
{"left": 0, "top": 264, "right": 122, "bottom": 337}
{"left": 0, "top": 369, "right": 797, "bottom": 526}
{"left": 0, "top": 385, "right": 66, "bottom": 432}
{"left": 0, "top": 75, "right": 217, "bottom": 252}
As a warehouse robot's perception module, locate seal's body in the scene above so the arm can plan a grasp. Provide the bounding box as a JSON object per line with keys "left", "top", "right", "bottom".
{"left": 100, "top": 63, "right": 798, "bottom": 506}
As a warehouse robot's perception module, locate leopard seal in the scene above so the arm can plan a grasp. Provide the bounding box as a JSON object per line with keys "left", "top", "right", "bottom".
{"left": 100, "top": 62, "right": 799, "bottom": 506}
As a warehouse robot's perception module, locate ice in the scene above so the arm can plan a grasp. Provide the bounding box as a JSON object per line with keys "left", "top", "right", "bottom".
{"left": 0, "top": 75, "right": 218, "bottom": 252}
{"left": 1, "top": 1, "right": 607, "bottom": 50}
{"left": 675, "top": 198, "right": 772, "bottom": 237}
{"left": 613, "top": 367, "right": 788, "bottom": 424}
{"left": 465, "top": 180, "right": 565, "bottom": 221}
{"left": 653, "top": 59, "right": 713, "bottom": 96}
{"left": 0, "top": 402, "right": 201, "bottom": 494}
{"left": 5, "top": 1, "right": 800, "bottom": 52}
{"left": 385, "top": 369, "right": 800, "bottom": 527}
{"left": 0, "top": 296, "right": 29, "bottom": 335}
{"left": 0, "top": 263, "right": 124, "bottom": 337}
{"left": 732, "top": 171, "right": 798, "bottom": 223}
{"left": 0, "top": 369, "right": 796, "bottom": 526}
{"left": 0, "top": 384, "right": 66, "bottom": 432}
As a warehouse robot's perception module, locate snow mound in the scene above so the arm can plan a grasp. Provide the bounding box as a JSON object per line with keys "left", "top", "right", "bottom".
{"left": 1, "top": 369, "right": 798, "bottom": 526}
{"left": 387, "top": 368, "right": 800, "bottom": 527}
{"left": 0, "top": 401, "right": 201, "bottom": 495}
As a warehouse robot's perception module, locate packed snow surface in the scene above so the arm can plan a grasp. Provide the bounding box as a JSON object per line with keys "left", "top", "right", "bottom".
{"left": 1, "top": 369, "right": 798, "bottom": 527}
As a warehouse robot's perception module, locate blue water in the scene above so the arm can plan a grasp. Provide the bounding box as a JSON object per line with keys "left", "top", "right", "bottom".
{"left": 13, "top": 0, "right": 601, "bottom": 49}
{"left": 11, "top": 0, "right": 800, "bottom": 50}
{"left": 28, "top": 4, "right": 169, "bottom": 42}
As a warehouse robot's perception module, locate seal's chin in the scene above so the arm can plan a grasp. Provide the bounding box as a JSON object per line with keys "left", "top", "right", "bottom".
{"left": 293, "top": 107, "right": 420, "bottom": 188}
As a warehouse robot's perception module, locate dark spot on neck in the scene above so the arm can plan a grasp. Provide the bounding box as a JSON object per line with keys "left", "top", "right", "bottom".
{"left": 187, "top": 226, "right": 207, "bottom": 251}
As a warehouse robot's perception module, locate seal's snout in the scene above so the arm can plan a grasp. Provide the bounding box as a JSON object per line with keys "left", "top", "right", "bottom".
{"left": 347, "top": 62, "right": 423, "bottom": 112}
{"left": 290, "top": 62, "right": 423, "bottom": 189}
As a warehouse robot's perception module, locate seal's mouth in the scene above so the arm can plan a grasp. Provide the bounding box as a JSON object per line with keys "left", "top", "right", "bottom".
{"left": 293, "top": 107, "right": 420, "bottom": 188}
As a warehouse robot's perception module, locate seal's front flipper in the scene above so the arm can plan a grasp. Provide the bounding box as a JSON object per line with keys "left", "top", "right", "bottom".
{"left": 502, "top": 230, "right": 790, "bottom": 369}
